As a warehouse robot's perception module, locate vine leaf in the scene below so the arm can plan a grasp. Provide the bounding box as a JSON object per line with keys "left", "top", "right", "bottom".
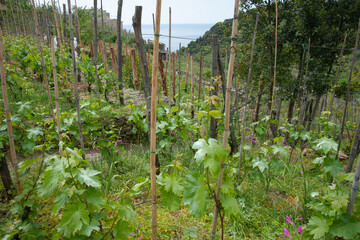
{"left": 26, "top": 127, "right": 44, "bottom": 140}
{"left": 183, "top": 172, "right": 207, "bottom": 218}
{"left": 160, "top": 188, "right": 181, "bottom": 211}
{"left": 329, "top": 214, "right": 360, "bottom": 239}
{"left": 79, "top": 219, "right": 100, "bottom": 237}
{"left": 307, "top": 215, "right": 332, "bottom": 239}
{"left": 323, "top": 157, "right": 343, "bottom": 178}
{"left": 59, "top": 203, "right": 90, "bottom": 237}
{"left": 314, "top": 137, "right": 337, "bottom": 154}
{"left": 78, "top": 168, "right": 101, "bottom": 187}
{"left": 192, "top": 138, "right": 227, "bottom": 176}
{"left": 113, "top": 220, "right": 132, "bottom": 240}
{"left": 271, "top": 145, "right": 289, "bottom": 159}
{"left": 86, "top": 187, "right": 106, "bottom": 209}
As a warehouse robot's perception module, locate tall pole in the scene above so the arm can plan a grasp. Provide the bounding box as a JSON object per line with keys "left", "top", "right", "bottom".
{"left": 150, "top": 0, "right": 162, "bottom": 238}
{"left": 168, "top": 7, "right": 172, "bottom": 121}
{"left": 210, "top": 0, "right": 240, "bottom": 238}
{"left": 0, "top": 28, "right": 21, "bottom": 195}
{"left": 117, "top": 0, "right": 124, "bottom": 105}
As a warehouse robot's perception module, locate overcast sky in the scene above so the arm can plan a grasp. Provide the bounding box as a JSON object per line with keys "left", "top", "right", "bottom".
{"left": 55, "top": 0, "right": 235, "bottom": 25}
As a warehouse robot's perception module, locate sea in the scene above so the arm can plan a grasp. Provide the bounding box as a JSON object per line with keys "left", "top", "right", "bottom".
{"left": 123, "top": 23, "right": 214, "bottom": 51}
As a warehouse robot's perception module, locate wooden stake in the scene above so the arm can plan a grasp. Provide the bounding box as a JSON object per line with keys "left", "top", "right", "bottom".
{"left": 158, "top": 50, "right": 167, "bottom": 96}
{"left": 337, "top": 19, "right": 360, "bottom": 159}
{"left": 0, "top": 27, "right": 21, "bottom": 195}
{"left": 172, "top": 52, "right": 176, "bottom": 103}
{"left": 51, "top": 0, "right": 62, "bottom": 49}
{"left": 100, "top": 0, "right": 108, "bottom": 74}
{"left": 210, "top": 0, "right": 240, "bottom": 238}
{"left": 31, "top": 0, "right": 56, "bottom": 126}
{"left": 198, "top": 50, "right": 203, "bottom": 111}
{"left": 110, "top": 47, "right": 118, "bottom": 74}
{"left": 191, "top": 56, "right": 195, "bottom": 118}
{"left": 62, "top": 4, "right": 67, "bottom": 44}
{"left": 130, "top": 48, "right": 139, "bottom": 90}
{"left": 50, "top": 34, "right": 62, "bottom": 150}
{"left": 268, "top": 0, "right": 278, "bottom": 134}
{"left": 328, "top": 34, "right": 347, "bottom": 117}
{"left": 117, "top": 0, "right": 124, "bottom": 105}
{"left": 74, "top": 0, "right": 81, "bottom": 44}
{"left": 168, "top": 7, "right": 172, "bottom": 121}
{"left": 67, "top": 0, "right": 85, "bottom": 158}
{"left": 93, "top": 0, "right": 105, "bottom": 138}
{"left": 237, "top": 12, "right": 259, "bottom": 179}
{"left": 150, "top": 0, "right": 162, "bottom": 238}
{"left": 185, "top": 52, "right": 190, "bottom": 93}
{"left": 178, "top": 44, "right": 181, "bottom": 106}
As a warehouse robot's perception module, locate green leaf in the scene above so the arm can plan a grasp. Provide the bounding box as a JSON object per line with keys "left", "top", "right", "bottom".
{"left": 323, "top": 157, "right": 343, "bottom": 177}
{"left": 307, "top": 215, "right": 332, "bottom": 239}
{"left": 19, "top": 156, "right": 40, "bottom": 170}
{"left": 313, "top": 156, "right": 326, "bottom": 165}
{"left": 252, "top": 158, "right": 268, "bottom": 172}
{"left": 52, "top": 192, "right": 68, "bottom": 214}
{"left": 209, "top": 110, "right": 222, "bottom": 119}
{"left": 183, "top": 173, "right": 207, "bottom": 218}
{"left": 329, "top": 214, "right": 360, "bottom": 239}
{"left": 79, "top": 219, "right": 100, "bottom": 237}
{"left": 26, "top": 127, "right": 44, "bottom": 140}
{"left": 300, "top": 131, "right": 311, "bottom": 141}
{"left": 192, "top": 138, "right": 227, "bottom": 176}
{"left": 271, "top": 145, "right": 289, "bottom": 159}
{"left": 161, "top": 174, "right": 184, "bottom": 196}
{"left": 270, "top": 157, "right": 285, "bottom": 173}
{"left": 221, "top": 194, "right": 241, "bottom": 217}
{"left": 314, "top": 137, "right": 337, "bottom": 154}
{"left": 324, "top": 190, "right": 349, "bottom": 212}
{"left": 21, "top": 140, "right": 35, "bottom": 153}
{"left": 340, "top": 172, "right": 355, "bottom": 182}
{"left": 113, "top": 220, "right": 132, "bottom": 240}
{"left": 78, "top": 168, "right": 101, "bottom": 187}
{"left": 86, "top": 187, "right": 106, "bottom": 209}
{"left": 59, "top": 203, "right": 90, "bottom": 237}
{"left": 160, "top": 187, "right": 181, "bottom": 211}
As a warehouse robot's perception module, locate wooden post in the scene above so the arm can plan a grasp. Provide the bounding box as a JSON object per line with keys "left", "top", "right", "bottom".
{"left": 268, "top": 0, "right": 278, "bottom": 135}
{"left": 210, "top": 0, "right": 240, "bottom": 238}
{"left": 158, "top": 50, "right": 167, "bottom": 96}
{"left": 185, "top": 52, "right": 190, "bottom": 93}
{"left": 31, "top": 0, "right": 56, "bottom": 126}
{"left": 337, "top": 19, "right": 360, "bottom": 159}
{"left": 67, "top": 0, "right": 85, "bottom": 158}
{"left": 62, "top": 4, "right": 67, "bottom": 44}
{"left": 238, "top": 13, "right": 259, "bottom": 179}
{"left": 168, "top": 7, "right": 172, "bottom": 121}
{"left": 100, "top": 0, "right": 108, "bottom": 74}
{"left": 117, "top": 0, "right": 124, "bottom": 105}
{"left": 51, "top": 0, "right": 62, "bottom": 49}
{"left": 198, "top": 50, "right": 203, "bottom": 111}
{"left": 74, "top": 4, "right": 81, "bottom": 57}
{"left": 110, "top": 47, "right": 118, "bottom": 73}
{"left": 191, "top": 56, "right": 195, "bottom": 118}
{"left": 0, "top": 28, "right": 21, "bottom": 195}
{"left": 172, "top": 52, "right": 176, "bottom": 103}
{"left": 50, "top": 34, "right": 62, "bottom": 149}
{"left": 93, "top": 0, "right": 105, "bottom": 138}
{"left": 178, "top": 44, "right": 181, "bottom": 106}
{"left": 328, "top": 34, "right": 347, "bottom": 117}
{"left": 74, "top": 0, "right": 81, "bottom": 44}
{"left": 150, "top": 0, "right": 162, "bottom": 238}
{"left": 57, "top": 0, "right": 64, "bottom": 45}
{"left": 130, "top": 48, "right": 139, "bottom": 90}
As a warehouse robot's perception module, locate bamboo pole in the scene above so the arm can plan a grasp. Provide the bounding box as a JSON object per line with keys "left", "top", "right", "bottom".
{"left": 185, "top": 52, "right": 190, "bottom": 93}
{"left": 198, "top": 50, "right": 203, "bottom": 111}
{"left": 117, "top": 0, "right": 124, "bottom": 105}
{"left": 210, "top": 0, "right": 240, "bottom": 238}
{"left": 172, "top": 52, "right": 176, "bottom": 103}
{"left": 178, "top": 44, "right": 181, "bottom": 106}
{"left": 150, "top": 0, "right": 162, "bottom": 238}
{"left": 100, "top": 0, "right": 108, "bottom": 74}
{"left": 337, "top": 19, "right": 360, "bottom": 159}
{"left": 67, "top": 0, "right": 85, "bottom": 158}
{"left": 0, "top": 28, "right": 21, "bottom": 195}
{"left": 237, "top": 12, "right": 259, "bottom": 179}
{"left": 328, "top": 34, "right": 347, "bottom": 117}
{"left": 62, "top": 4, "right": 67, "bottom": 44}
{"left": 57, "top": 0, "right": 64, "bottom": 45}
{"left": 130, "top": 48, "right": 139, "bottom": 90}
{"left": 191, "top": 56, "right": 195, "bottom": 118}
{"left": 74, "top": 0, "right": 81, "bottom": 44}
{"left": 51, "top": 0, "right": 62, "bottom": 49}
{"left": 50, "top": 34, "right": 62, "bottom": 150}
{"left": 31, "top": 0, "right": 56, "bottom": 126}
{"left": 93, "top": 0, "right": 105, "bottom": 138}
{"left": 268, "top": 0, "right": 278, "bottom": 134}
{"left": 168, "top": 7, "right": 172, "bottom": 121}
{"left": 158, "top": 50, "right": 167, "bottom": 95}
